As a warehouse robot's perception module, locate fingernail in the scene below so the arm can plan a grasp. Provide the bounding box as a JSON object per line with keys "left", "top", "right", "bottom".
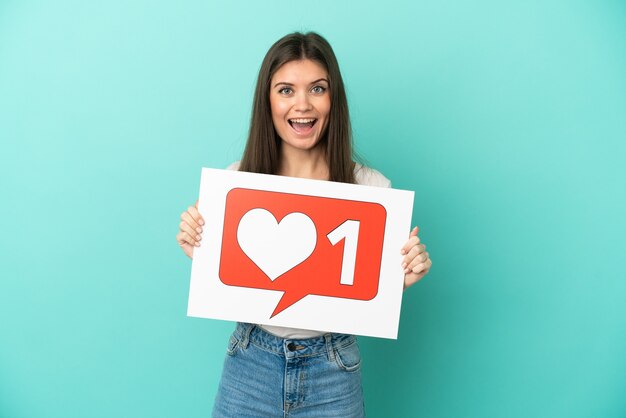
{"left": 196, "top": 227, "right": 202, "bottom": 233}
{"left": 199, "top": 219, "right": 205, "bottom": 226}
{"left": 404, "top": 268, "right": 410, "bottom": 274}
{"left": 401, "top": 262, "right": 407, "bottom": 269}
{"left": 196, "top": 235, "right": 201, "bottom": 241}
{"left": 400, "top": 250, "right": 406, "bottom": 255}
{"left": 195, "top": 242, "right": 201, "bottom": 247}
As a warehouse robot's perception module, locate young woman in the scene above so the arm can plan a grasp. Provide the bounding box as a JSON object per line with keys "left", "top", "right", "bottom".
{"left": 176, "top": 32, "right": 432, "bottom": 417}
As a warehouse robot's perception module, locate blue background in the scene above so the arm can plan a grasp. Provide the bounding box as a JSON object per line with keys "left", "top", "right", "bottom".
{"left": 1, "top": 1, "right": 625, "bottom": 417}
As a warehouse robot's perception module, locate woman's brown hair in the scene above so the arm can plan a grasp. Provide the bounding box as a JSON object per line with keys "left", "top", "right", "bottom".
{"left": 239, "top": 32, "right": 355, "bottom": 184}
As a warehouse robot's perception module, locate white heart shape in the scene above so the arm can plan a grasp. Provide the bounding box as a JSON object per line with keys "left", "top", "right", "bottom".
{"left": 237, "top": 209, "right": 317, "bottom": 281}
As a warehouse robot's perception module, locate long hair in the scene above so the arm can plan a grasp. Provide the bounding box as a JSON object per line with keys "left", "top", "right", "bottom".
{"left": 239, "top": 32, "right": 355, "bottom": 184}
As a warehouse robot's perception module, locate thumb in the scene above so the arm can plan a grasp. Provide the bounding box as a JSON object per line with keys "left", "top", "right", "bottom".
{"left": 409, "top": 226, "right": 419, "bottom": 238}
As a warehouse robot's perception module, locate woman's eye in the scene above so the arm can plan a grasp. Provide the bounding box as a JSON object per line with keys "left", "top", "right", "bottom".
{"left": 311, "top": 85, "right": 326, "bottom": 94}
{"left": 279, "top": 87, "right": 293, "bottom": 95}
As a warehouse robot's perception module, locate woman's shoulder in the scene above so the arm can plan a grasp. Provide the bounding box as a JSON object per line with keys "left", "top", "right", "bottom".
{"left": 225, "top": 161, "right": 241, "bottom": 171}
{"left": 354, "top": 163, "right": 391, "bottom": 188}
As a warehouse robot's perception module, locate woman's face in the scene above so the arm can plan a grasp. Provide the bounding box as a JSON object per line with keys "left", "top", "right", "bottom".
{"left": 269, "top": 59, "right": 331, "bottom": 153}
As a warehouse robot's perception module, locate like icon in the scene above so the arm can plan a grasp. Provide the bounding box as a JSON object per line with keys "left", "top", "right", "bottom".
{"left": 219, "top": 188, "right": 387, "bottom": 317}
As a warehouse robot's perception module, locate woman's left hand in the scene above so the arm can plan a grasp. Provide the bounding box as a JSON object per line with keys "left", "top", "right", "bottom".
{"left": 401, "top": 227, "right": 432, "bottom": 290}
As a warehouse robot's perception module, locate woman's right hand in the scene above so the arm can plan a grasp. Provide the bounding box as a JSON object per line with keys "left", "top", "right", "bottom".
{"left": 176, "top": 202, "right": 205, "bottom": 259}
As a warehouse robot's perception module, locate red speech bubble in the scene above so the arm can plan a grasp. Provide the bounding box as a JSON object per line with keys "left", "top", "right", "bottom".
{"left": 219, "top": 188, "right": 387, "bottom": 317}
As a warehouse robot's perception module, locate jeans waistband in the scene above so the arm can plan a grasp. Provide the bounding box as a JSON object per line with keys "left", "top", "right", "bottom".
{"left": 233, "top": 322, "right": 357, "bottom": 359}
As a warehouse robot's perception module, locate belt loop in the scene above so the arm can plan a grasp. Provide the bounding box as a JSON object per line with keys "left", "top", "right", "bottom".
{"left": 240, "top": 323, "right": 254, "bottom": 349}
{"left": 324, "top": 333, "right": 335, "bottom": 362}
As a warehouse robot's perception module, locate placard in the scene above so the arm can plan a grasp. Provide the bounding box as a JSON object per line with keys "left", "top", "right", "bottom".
{"left": 187, "top": 168, "right": 414, "bottom": 339}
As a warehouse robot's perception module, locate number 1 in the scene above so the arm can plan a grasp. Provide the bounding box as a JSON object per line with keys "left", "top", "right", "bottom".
{"left": 327, "top": 220, "right": 360, "bottom": 286}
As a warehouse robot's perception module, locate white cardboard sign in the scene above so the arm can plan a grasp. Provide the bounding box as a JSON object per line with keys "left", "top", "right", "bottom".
{"left": 187, "top": 168, "right": 414, "bottom": 339}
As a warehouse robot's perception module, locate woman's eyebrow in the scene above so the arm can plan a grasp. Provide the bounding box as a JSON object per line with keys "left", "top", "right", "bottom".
{"left": 273, "top": 78, "right": 329, "bottom": 88}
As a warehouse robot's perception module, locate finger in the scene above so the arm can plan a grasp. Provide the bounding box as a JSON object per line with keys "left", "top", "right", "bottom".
{"left": 177, "top": 239, "right": 194, "bottom": 259}
{"left": 401, "top": 226, "right": 419, "bottom": 253}
{"left": 176, "top": 230, "right": 196, "bottom": 246}
{"left": 401, "top": 244, "right": 426, "bottom": 269}
{"left": 407, "top": 252, "right": 429, "bottom": 273}
{"left": 404, "top": 258, "right": 432, "bottom": 290}
{"left": 179, "top": 221, "right": 202, "bottom": 243}
{"left": 181, "top": 211, "right": 202, "bottom": 234}
{"left": 411, "top": 256, "right": 433, "bottom": 275}
{"left": 176, "top": 231, "right": 200, "bottom": 247}
{"left": 188, "top": 205, "right": 204, "bottom": 226}
{"left": 404, "top": 250, "right": 427, "bottom": 273}
{"left": 400, "top": 236, "right": 420, "bottom": 255}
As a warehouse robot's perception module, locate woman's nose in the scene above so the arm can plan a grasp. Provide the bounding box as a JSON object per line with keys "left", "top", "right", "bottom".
{"left": 294, "top": 92, "right": 312, "bottom": 111}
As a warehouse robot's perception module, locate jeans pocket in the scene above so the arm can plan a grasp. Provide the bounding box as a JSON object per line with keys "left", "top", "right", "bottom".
{"left": 334, "top": 341, "right": 361, "bottom": 372}
{"left": 226, "top": 335, "right": 240, "bottom": 357}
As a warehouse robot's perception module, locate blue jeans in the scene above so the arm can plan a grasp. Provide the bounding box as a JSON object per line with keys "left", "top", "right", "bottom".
{"left": 212, "top": 323, "right": 365, "bottom": 417}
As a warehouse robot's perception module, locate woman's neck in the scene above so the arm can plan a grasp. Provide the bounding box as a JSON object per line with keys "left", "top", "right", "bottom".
{"left": 278, "top": 146, "right": 329, "bottom": 180}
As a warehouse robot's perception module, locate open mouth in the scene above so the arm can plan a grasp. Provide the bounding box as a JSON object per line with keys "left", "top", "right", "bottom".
{"left": 288, "top": 118, "right": 318, "bottom": 134}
